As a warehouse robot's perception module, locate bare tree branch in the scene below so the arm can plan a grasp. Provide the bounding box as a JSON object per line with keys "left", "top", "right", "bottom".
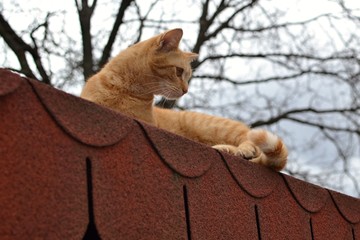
{"left": 193, "top": 69, "right": 346, "bottom": 85}
{"left": 75, "top": 0, "right": 98, "bottom": 79}
{"left": 97, "top": 0, "right": 135, "bottom": 69}
{"left": 251, "top": 106, "right": 360, "bottom": 129}
{"left": 230, "top": 13, "right": 334, "bottom": 33}
{"left": 205, "top": 0, "right": 259, "bottom": 41}
{"left": 0, "top": 12, "right": 50, "bottom": 84}
{"left": 199, "top": 52, "right": 358, "bottom": 65}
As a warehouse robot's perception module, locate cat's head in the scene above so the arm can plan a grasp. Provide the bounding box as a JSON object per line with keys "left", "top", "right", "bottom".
{"left": 125, "top": 28, "right": 198, "bottom": 100}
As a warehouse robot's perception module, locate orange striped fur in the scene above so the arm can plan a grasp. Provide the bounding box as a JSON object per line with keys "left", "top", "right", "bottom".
{"left": 81, "top": 28, "right": 288, "bottom": 171}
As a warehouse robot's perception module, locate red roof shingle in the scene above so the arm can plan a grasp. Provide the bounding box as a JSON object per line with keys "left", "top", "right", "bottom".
{"left": 0, "top": 68, "right": 359, "bottom": 239}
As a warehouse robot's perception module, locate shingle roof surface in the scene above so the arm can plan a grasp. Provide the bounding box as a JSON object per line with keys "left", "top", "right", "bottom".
{"left": 0, "top": 68, "right": 359, "bottom": 239}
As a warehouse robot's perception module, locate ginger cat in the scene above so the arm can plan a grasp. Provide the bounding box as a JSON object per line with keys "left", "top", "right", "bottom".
{"left": 81, "top": 28, "right": 288, "bottom": 171}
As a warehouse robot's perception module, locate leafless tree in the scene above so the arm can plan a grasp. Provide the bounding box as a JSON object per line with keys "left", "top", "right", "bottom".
{"left": 1, "top": 0, "right": 359, "bottom": 196}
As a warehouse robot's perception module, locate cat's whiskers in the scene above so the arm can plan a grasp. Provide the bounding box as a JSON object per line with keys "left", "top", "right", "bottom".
{"left": 138, "top": 84, "right": 167, "bottom": 96}
{"left": 141, "top": 74, "right": 182, "bottom": 98}
{"left": 136, "top": 85, "right": 174, "bottom": 98}
{"left": 135, "top": 81, "right": 165, "bottom": 96}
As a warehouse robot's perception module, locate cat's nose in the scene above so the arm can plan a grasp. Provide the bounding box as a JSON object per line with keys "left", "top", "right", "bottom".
{"left": 182, "top": 86, "right": 188, "bottom": 94}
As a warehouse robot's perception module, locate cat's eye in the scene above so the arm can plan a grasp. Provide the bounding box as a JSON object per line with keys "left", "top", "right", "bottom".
{"left": 176, "top": 67, "right": 184, "bottom": 77}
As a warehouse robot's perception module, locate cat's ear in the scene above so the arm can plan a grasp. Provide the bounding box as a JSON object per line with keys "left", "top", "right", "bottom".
{"left": 158, "top": 28, "right": 183, "bottom": 52}
{"left": 185, "top": 52, "right": 199, "bottom": 62}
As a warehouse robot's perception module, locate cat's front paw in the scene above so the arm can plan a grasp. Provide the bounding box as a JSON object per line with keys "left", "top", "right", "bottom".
{"left": 213, "top": 141, "right": 263, "bottom": 161}
{"left": 236, "top": 141, "right": 263, "bottom": 161}
{"left": 213, "top": 139, "right": 286, "bottom": 171}
{"left": 213, "top": 144, "right": 239, "bottom": 155}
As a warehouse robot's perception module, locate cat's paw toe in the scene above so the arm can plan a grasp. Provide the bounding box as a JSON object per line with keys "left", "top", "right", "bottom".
{"left": 236, "top": 141, "right": 262, "bottom": 160}
{"left": 212, "top": 144, "right": 238, "bottom": 154}
{"left": 213, "top": 142, "right": 263, "bottom": 162}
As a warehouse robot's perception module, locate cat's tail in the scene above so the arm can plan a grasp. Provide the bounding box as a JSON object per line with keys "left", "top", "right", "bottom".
{"left": 247, "top": 129, "right": 288, "bottom": 171}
